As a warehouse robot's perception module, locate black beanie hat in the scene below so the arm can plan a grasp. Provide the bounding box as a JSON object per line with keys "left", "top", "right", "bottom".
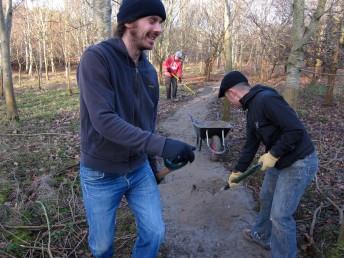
{"left": 218, "top": 71, "right": 248, "bottom": 98}
{"left": 117, "top": 0, "right": 166, "bottom": 23}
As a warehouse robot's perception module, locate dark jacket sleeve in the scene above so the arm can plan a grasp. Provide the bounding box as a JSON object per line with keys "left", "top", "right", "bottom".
{"left": 78, "top": 49, "right": 166, "bottom": 156}
{"left": 235, "top": 123, "right": 260, "bottom": 172}
{"left": 263, "top": 95, "right": 304, "bottom": 158}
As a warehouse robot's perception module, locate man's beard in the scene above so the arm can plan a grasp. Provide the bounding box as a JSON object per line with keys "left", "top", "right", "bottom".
{"left": 129, "top": 28, "right": 152, "bottom": 51}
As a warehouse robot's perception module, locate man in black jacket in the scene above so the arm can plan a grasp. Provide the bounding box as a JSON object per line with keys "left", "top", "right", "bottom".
{"left": 77, "top": 1, "right": 195, "bottom": 257}
{"left": 218, "top": 71, "right": 318, "bottom": 258}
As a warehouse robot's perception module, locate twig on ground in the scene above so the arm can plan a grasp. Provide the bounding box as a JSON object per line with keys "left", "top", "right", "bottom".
{"left": 310, "top": 203, "right": 324, "bottom": 244}
{"left": 0, "top": 133, "right": 72, "bottom": 137}
{"left": 0, "top": 250, "right": 17, "bottom": 258}
{"left": 36, "top": 201, "right": 53, "bottom": 258}
{"left": 66, "top": 230, "right": 87, "bottom": 257}
{"left": 0, "top": 223, "right": 30, "bottom": 245}
{"left": 2, "top": 219, "right": 86, "bottom": 231}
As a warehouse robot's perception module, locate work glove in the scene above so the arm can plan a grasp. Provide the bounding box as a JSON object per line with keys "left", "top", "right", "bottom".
{"left": 227, "top": 171, "right": 242, "bottom": 187}
{"left": 162, "top": 138, "right": 196, "bottom": 164}
{"left": 258, "top": 152, "right": 278, "bottom": 171}
{"left": 167, "top": 67, "right": 172, "bottom": 73}
{"left": 148, "top": 156, "right": 161, "bottom": 184}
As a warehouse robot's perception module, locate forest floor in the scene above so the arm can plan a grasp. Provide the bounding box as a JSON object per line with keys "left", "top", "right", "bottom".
{"left": 0, "top": 70, "right": 343, "bottom": 257}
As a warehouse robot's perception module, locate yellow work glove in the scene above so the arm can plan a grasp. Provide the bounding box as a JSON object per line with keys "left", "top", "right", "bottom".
{"left": 258, "top": 152, "right": 278, "bottom": 171}
{"left": 227, "top": 171, "right": 242, "bottom": 187}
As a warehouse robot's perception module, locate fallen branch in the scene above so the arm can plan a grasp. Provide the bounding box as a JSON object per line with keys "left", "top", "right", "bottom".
{"left": 2, "top": 219, "right": 86, "bottom": 231}
{"left": 0, "top": 250, "right": 17, "bottom": 258}
{"left": 315, "top": 176, "right": 344, "bottom": 242}
{"left": 66, "top": 230, "right": 87, "bottom": 257}
{"left": 36, "top": 201, "right": 53, "bottom": 258}
{"left": 309, "top": 202, "right": 324, "bottom": 245}
{"left": 0, "top": 223, "right": 30, "bottom": 245}
{"left": 0, "top": 133, "right": 72, "bottom": 137}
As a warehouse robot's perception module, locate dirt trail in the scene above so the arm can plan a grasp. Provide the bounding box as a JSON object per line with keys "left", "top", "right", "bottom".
{"left": 159, "top": 85, "right": 270, "bottom": 258}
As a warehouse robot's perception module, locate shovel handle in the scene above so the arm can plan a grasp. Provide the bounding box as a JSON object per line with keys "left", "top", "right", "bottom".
{"left": 155, "top": 167, "right": 172, "bottom": 181}
{"left": 155, "top": 159, "right": 188, "bottom": 181}
{"left": 231, "top": 163, "right": 262, "bottom": 183}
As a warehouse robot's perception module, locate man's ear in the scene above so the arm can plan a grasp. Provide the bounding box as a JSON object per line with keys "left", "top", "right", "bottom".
{"left": 224, "top": 89, "right": 230, "bottom": 98}
{"left": 124, "top": 22, "right": 134, "bottom": 29}
{"left": 226, "top": 89, "right": 233, "bottom": 96}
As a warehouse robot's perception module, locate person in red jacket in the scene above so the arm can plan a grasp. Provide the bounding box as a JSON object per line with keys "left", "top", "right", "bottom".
{"left": 163, "top": 51, "right": 184, "bottom": 100}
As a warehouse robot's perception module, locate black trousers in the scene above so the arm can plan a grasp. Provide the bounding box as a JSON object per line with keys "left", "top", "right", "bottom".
{"left": 165, "top": 76, "right": 178, "bottom": 99}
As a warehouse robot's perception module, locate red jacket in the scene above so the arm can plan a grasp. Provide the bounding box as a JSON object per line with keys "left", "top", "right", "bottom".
{"left": 163, "top": 55, "right": 183, "bottom": 79}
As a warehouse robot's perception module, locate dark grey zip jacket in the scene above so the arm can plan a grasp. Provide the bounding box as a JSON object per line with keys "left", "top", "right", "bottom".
{"left": 235, "top": 85, "right": 314, "bottom": 172}
{"left": 77, "top": 37, "right": 166, "bottom": 174}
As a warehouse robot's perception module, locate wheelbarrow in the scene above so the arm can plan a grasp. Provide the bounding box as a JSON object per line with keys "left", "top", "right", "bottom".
{"left": 189, "top": 114, "right": 233, "bottom": 155}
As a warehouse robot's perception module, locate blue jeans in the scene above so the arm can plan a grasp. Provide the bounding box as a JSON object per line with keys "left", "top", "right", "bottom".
{"left": 80, "top": 161, "right": 165, "bottom": 258}
{"left": 252, "top": 151, "right": 318, "bottom": 258}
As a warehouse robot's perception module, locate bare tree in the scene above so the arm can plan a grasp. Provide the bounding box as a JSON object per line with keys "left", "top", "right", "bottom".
{"left": 323, "top": 2, "right": 343, "bottom": 105}
{"left": 93, "top": 0, "right": 112, "bottom": 42}
{"left": 0, "top": 0, "right": 18, "bottom": 120}
{"left": 284, "top": 0, "right": 327, "bottom": 108}
{"left": 224, "top": 0, "right": 233, "bottom": 72}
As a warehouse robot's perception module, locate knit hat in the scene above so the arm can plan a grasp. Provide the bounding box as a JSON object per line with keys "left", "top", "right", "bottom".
{"left": 218, "top": 71, "right": 248, "bottom": 98}
{"left": 117, "top": 0, "right": 166, "bottom": 23}
{"left": 175, "top": 51, "right": 184, "bottom": 60}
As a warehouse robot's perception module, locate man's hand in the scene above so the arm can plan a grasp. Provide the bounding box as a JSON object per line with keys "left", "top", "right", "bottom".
{"left": 167, "top": 67, "right": 172, "bottom": 73}
{"left": 179, "top": 78, "right": 182, "bottom": 83}
{"left": 227, "top": 171, "right": 242, "bottom": 187}
{"left": 162, "top": 138, "right": 196, "bottom": 164}
{"left": 258, "top": 152, "right": 278, "bottom": 171}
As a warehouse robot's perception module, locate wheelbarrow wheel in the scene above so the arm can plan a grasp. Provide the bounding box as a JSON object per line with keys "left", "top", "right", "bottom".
{"left": 210, "top": 135, "right": 222, "bottom": 161}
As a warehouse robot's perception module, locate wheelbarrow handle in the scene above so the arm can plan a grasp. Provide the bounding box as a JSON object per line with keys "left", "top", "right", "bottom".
{"left": 231, "top": 163, "right": 262, "bottom": 183}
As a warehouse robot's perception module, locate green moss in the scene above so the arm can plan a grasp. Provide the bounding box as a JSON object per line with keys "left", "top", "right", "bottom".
{"left": 11, "top": 229, "right": 32, "bottom": 243}
{"left": 305, "top": 82, "right": 327, "bottom": 96}
{"left": 0, "top": 181, "right": 11, "bottom": 204}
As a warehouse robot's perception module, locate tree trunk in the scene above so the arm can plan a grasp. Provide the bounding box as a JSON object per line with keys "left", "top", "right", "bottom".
{"left": 0, "top": 68, "right": 3, "bottom": 97}
{"left": 223, "top": 0, "right": 232, "bottom": 72}
{"left": 311, "top": 58, "right": 322, "bottom": 83}
{"left": 285, "top": 0, "right": 327, "bottom": 108}
{"left": 66, "top": 60, "right": 72, "bottom": 96}
{"left": 25, "top": 41, "right": 29, "bottom": 73}
{"left": 0, "top": 0, "right": 18, "bottom": 120}
{"left": 286, "top": 0, "right": 305, "bottom": 96}
{"left": 49, "top": 41, "right": 55, "bottom": 74}
{"left": 43, "top": 38, "right": 49, "bottom": 81}
{"left": 38, "top": 40, "right": 43, "bottom": 88}
{"left": 204, "top": 58, "right": 213, "bottom": 81}
{"left": 34, "top": 57, "right": 41, "bottom": 90}
{"left": 28, "top": 39, "right": 33, "bottom": 76}
{"left": 159, "top": 61, "right": 163, "bottom": 84}
{"left": 93, "top": 0, "right": 112, "bottom": 42}
{"left": 222, "top": 0, "right": 232, "bottom": 122}
{"left": 323, "top": 8, "right": 342, "bottom": 106}
{"left": 18, "top": 63, "right": 21, "bottom": 88}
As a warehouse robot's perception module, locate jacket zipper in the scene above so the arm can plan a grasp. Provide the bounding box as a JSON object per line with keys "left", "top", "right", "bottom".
{"left": 129, "top": 66, "right": 140, "bottom": 169}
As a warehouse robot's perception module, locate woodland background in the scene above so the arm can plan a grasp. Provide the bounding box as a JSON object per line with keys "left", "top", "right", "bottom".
{"left": 0, "top": 0, "right": 343, "bottom": 257}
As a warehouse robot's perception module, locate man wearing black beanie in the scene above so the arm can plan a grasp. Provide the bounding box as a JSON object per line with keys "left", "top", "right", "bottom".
{"left": 219, "top": 71, "right": 318, "bottom": 258}
{"left": 77, "top": 1, "right": 195, "bottom": 257}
